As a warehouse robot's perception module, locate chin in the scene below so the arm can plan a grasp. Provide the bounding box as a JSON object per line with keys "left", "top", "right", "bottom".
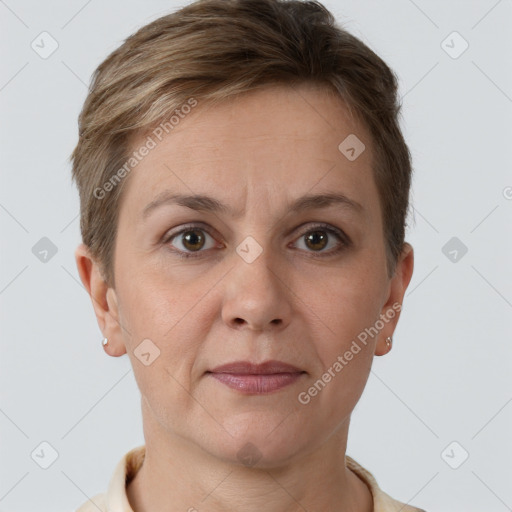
{"left": 203, "top": 410, "right": 314, "bottom": 469}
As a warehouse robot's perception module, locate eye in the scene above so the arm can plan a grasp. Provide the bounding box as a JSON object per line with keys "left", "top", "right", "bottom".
{"left": 166, "top": 226, "right": 218, "bottom": 255}
{"left": 163, "top": 222, "right": 349, "bottom": 258}
{"left": 291, "top": 224, "right": 348, "bottom": 254}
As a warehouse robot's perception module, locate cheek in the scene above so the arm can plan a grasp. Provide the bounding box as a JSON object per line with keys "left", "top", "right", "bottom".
{"left": 303, "top": 255, "right": 386, "bottom": 409}
{"left": 117, "top": 255, "right": 204, "bottom": 335}
{"left": 115, "top": 263, "right": 221, "bottom": 383}
{"left": 117, "top": 275, "right": 219, "bottom": 431}
{"left": 297, "top": 260, "right": 385, "bottom": 346}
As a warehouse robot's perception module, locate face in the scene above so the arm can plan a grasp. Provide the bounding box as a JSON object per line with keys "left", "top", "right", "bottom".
{"left": 80, "top": 83, "right": 413, "bottom": 467}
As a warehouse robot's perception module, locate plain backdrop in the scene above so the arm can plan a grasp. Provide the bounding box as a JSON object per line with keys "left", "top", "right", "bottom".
{"left": 1, "top": 1, "right": 511, "bottom": 511}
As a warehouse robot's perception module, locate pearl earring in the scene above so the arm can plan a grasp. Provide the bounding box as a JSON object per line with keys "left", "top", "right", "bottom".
{"left": 102, "top": 337, "right": 108, "bottom": 347}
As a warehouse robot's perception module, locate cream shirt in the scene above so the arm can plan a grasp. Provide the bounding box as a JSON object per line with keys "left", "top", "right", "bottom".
{"left": 76, "top": 445, "right": 426, "bottom": 511}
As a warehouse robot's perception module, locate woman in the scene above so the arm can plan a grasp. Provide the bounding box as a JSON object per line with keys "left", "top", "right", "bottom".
{"left": 73, "top": 0, "right": 424, "bottom": 510}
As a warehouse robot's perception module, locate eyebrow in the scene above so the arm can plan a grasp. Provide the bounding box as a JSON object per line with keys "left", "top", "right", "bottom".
{"left": 141, "top": 191, "right": 364, "bottom": 220}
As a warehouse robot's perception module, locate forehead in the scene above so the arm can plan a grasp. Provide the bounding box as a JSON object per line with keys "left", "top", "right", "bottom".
{"left": 118, "top": 83, "right": 378, "bottom": 221}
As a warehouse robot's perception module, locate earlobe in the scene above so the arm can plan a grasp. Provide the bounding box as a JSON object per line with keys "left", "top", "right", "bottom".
{"left": 74, "top": 243, "right": 126, "bottom": 357}
{"left": 375, "top": 243, "right": 414, "bottom": 356}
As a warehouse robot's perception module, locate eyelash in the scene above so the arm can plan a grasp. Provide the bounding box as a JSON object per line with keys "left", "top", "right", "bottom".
{"left": 162, "top": 222, "right": 351, "bottom": 259}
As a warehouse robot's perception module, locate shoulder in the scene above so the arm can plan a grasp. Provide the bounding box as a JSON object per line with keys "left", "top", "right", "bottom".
{"left": 75, "top": 492, "right": 107, "bottom": 512}
{"left": 345, "top": 454, "right": 427, "bottom": 512}
{"left": 74, "top": 445, "right": 145, "bottom": 512}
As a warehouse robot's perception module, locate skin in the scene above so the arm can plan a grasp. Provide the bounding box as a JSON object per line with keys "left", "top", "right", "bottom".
{"left": 76, "top": 82, "right": 414, "bottom": 512}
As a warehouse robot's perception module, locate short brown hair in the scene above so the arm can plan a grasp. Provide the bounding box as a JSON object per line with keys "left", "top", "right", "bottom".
{"left": 71, "top": 0, "right": 412, "bottom": 287}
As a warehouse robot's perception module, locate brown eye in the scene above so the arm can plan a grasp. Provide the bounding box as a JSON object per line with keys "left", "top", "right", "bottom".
{"left": 181, "top": 229, "right": 205, "bottom": 251}
{"left": 304, "top": 230, "right": 328, "bottom": 251}
{"left": 292, "top": 225, "right": 347, "bottom": 255}
{"left": 167, "top": 227, "right": 217, "bottom": 255}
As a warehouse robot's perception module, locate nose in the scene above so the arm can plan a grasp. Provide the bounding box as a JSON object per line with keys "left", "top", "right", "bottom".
{"left": 221, "top": 248, "right": 292, "bottom": 332}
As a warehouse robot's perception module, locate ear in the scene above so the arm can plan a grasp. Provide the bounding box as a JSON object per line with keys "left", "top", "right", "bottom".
{"left": 374, "top": 242, "right": 414, "bottom": 356}
{"left": 74, "top": 243, "right": 126, "bottom": 357}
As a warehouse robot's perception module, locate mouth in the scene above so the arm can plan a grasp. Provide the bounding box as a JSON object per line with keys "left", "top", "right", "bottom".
{"left": 206, "top": 360, "right": 307, "bottom": 394}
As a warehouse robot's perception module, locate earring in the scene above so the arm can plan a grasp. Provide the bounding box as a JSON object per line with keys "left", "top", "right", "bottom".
{"left": 385, "top": 336, "right": 392, "bottom": 350}
{"left": 102, "top": 337, "right": 108, "bottom": 347}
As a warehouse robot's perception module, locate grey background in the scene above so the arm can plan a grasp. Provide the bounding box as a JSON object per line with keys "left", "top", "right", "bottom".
{"left": 1, "top": 0, "right": 511, "bottom": 511}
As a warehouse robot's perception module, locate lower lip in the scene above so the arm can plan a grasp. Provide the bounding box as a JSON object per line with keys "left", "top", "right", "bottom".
{"left": 209, "top": 372, "right": 304, "bottom": 394}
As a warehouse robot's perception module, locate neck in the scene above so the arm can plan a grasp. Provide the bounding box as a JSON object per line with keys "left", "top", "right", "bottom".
{"left": 127, "top": 402, "right": 373, "bottom": 512}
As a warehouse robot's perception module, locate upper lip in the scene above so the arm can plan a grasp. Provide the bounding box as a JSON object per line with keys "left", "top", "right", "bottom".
{"left": 208, "top": 360, "right": 305, "bottom": 374}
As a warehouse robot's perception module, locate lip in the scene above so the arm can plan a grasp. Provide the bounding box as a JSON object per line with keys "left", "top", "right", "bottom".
{"left": 206, "top": 360, "right": 306, "bottom": 394}
{"left": 210, "top": 360, "right": 303, "bottom": 374}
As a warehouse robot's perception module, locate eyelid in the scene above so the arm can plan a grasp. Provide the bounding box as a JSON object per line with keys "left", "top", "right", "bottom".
{"left": 292, "top": 221, "right": 351, "bottom": 245}
{"left": 162, "top": 222, "right": 220, "bottom": 243}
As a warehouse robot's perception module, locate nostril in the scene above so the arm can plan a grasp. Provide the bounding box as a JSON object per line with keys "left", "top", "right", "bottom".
{"left": 231, "top": 317, "right": 282, "bottom": 327}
